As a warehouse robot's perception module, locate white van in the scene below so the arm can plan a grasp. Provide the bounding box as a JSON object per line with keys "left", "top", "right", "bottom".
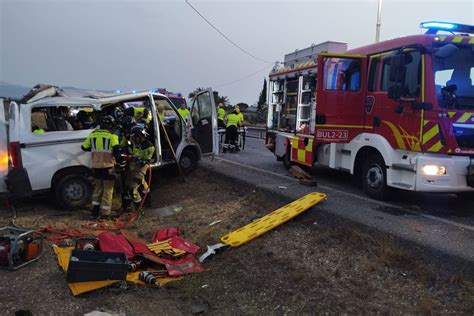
{"left": 0, "top": 87, "right": 218, "bottom": 208}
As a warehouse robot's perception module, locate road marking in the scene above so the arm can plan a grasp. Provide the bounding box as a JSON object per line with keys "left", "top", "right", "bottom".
{"left": 214, "top": 157, "right": 474, "bottom": 232}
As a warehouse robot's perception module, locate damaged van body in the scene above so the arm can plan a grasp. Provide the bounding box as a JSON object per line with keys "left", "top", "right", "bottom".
{"left": 0, "top": 85, "right": 218, "bottom": 208}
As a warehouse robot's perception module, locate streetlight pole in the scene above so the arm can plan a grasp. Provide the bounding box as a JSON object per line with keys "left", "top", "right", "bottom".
{"left": 375, "top": 0, "right": 383, "bottom": 42}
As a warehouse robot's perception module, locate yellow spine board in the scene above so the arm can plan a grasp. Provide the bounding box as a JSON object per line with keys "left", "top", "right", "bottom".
{"left": 220, "top": 192, "right": 327, "bottom": 247}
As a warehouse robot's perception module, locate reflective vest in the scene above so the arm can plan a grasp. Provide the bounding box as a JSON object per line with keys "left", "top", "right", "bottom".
{"left": 133, "top": 107, "right": 152, "bottom": 124}
{"left": 131, "top": 140, "right": 155, "bottom": 162}
{"left": 178, "top": 108, "right": 190, "bottom": 119}
{"left": 158, "top": 111, "right": 165, "bottom": 122}
{"left": 218, "top": 108, "right": 225, "bottom": 121}
{"left": 33, "top": 128, "right": 45, "bottom": 134}
{"left": 226, "top": 113, "right": 240, "bottom": 128}
{"left": 82, "top": 129, "right": 119, "bottom": 168}
{"left": 237, "top": 112, "right": 244, "bottom": 124}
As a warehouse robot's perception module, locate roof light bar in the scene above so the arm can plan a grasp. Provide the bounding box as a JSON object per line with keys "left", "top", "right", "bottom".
{"left": 420, "top": 21, "right": 474, "bottom": 34}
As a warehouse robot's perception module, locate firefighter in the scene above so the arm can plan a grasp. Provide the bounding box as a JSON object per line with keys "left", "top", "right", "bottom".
{"left": 223, "top": 107, "right": 241, "bottom": 153}
{"left": 81, "top": 115, "right": 121, "bottom": 220}
{"left": 124, "top": 125, "right": 155, "bottom": 209}
{"left": 235, "top": 105, "right": 244, "bottom": 126}
{"left": 177, "top": 103, "right": 190, "bottom": 121}
{"left": 124, "top": 106, "right": 152, "bottom": 126}
{"left": 217, "top": 103, "right": 226, "bottom": 129}
{"left": 157, "top": 103, "right": 166, "bottom": 123}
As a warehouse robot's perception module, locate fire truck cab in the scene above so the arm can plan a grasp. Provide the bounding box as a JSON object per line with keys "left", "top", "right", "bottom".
{"left": 266, "top": 22, "right": 474, "bottom": 199}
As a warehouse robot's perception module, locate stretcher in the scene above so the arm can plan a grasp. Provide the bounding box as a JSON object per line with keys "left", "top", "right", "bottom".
{"left": 199, "top": 192, "right": 327, "bottom": 262}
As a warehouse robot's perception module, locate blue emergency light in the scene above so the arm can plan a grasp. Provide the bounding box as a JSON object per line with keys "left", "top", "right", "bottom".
{"left": 421, "top": 21, "right": 474, "bottom": 34}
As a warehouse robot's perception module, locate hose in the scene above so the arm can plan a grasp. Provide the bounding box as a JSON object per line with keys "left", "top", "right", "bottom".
{"left": 81, "top": 165, "right": 152, "bottom": 231}
{"left": 41, "top": 166, "right": 152, "bottom": 241}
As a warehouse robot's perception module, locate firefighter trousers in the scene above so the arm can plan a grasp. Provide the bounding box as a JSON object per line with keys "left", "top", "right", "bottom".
{"left": 125, "top": 163, "right": 149, "bottom": 203}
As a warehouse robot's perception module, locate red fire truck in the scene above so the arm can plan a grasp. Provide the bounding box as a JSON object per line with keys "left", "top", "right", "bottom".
{"left": 266, "top": 21, "right": 474, "bottom": 199}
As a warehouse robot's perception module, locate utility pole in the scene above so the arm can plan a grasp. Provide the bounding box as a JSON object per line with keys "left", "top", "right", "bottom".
{"left": 375, "top": 0, "right": 383, "bottom": 43}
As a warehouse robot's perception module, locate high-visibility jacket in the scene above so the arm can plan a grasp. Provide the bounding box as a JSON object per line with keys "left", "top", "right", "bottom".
{"left": 237, "top": 112, "right": 244, "bottom": 124}
{"left": 131, "top": 140, "right": 155, "bottom": 164}
{"left": 178, "top": 108, "right": 190, "bottom": 119}
{"left": 133, "top": 107, "right": 152, "bottom": 124}
{"left": 158, "top": 111, "right": 165, "bottom": 122}
{"left": 226, "top": 113, "right": 240, "bottom": 128}
{"left": 218, "top": 108, "right": 225, "bottom": 121}
{"left": 33, "top": 128, "right": 45, "bottom": 134}
{"left": 81, "top": 129, "right": 120, "bottom": 168}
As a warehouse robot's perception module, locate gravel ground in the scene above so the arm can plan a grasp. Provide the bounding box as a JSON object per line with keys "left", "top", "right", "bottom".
{"left": 0, "top": 168, "right": 472, "bottom": 315}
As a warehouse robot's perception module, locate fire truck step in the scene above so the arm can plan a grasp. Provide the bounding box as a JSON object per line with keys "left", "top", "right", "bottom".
{"left": 220, "top": 192, "right": 327, "bottom": 247}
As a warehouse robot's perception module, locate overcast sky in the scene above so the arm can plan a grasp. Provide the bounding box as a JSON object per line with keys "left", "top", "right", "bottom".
{"left": 1, "top": 0, "right": 473, "bottom": 104}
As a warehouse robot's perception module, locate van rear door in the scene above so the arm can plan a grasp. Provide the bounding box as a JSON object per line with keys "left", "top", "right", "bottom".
{"left": 0, "top": 99, "right": 8, "bottom": 193}
{"left": 190, "top": 88, "right": 218, "bottom": 156}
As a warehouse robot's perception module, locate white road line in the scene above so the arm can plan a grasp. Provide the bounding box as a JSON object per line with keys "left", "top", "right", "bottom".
{"left": 214, "top": 157, "right": 474, "bottom": 232}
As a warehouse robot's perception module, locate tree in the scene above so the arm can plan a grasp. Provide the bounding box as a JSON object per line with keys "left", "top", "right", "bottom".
{"left": 257, "top": 78, "right": 267, "bottom": 109}
{"left": 188, "top": 87, "right": 204, "bottom": 99}
{"left": 235, "top": 102, "right": 249, "bottom": 111}
{"left": 256, "top": 78, "right": 267, "bottom": 123}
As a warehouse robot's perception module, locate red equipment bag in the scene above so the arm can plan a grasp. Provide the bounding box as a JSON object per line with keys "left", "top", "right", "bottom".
{"left": 98, "top": 232, "right": 135, "bottom": 259}
{"left": 152, "top": 228, "right": 180, "bottom": 242}
{"left": 160, "top": 254, "right": 204, "bottom": 276}
{"left": 168, "top": 236, "right": 200, "bottom": 254}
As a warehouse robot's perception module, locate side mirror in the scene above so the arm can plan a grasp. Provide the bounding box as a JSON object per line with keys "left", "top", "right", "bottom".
{"left": 435, "top": 44, "right": 458, "bottom": 59}
{"left": 388, "top": 86, "right": 403, "bottom": 100}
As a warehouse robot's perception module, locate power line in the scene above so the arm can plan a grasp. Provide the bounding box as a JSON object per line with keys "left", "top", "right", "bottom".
{"left": 185, "top": 0, "right": 273, "bottom": 64}
{"left": 212, "top": 63, "right": 274, "bottom": 89}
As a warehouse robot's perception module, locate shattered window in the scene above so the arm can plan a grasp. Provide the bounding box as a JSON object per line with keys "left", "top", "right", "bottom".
{"left": 31, "top": 105, "right": 96, "bottom": 134}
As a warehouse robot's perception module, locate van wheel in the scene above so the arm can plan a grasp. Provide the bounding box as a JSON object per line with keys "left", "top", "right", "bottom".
{"left": 55, "top": 174, "right": 92, "bottom": 209}
{"left": 362, "top": 153, "right": 390, "bottom": 200}
{"left": 179, "top": 150, "right": 197, "bottom": 174}
{"left": 456, "top": 192, "right": 474, "bottom": 201}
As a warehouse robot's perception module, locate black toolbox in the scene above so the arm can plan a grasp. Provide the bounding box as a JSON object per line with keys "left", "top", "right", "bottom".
{"left": 66, "top": 250, "right": 129, "bottom": 283}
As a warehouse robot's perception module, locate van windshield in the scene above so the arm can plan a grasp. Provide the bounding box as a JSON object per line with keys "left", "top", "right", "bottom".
{"left": 434, "top": 45, "right": 474, "bottom": 109}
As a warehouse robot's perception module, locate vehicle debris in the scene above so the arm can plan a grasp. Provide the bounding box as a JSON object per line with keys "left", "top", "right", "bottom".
{"left": 208, "top": 220, "right": 222, "bottom": 226}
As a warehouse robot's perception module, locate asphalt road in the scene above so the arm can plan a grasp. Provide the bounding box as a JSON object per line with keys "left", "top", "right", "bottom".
{"left": 201, "top": 137, "right": 474, "bottom": 271}
{"left": 220, "top": 137, "right": 474, "bottom": 227}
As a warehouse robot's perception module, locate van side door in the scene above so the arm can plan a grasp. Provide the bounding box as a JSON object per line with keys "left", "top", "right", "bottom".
{"left": 315, "top": 54, "right": 368, "bottom": 143}
{"left": 190, "top": 88, "right": 218, "bottom": 156}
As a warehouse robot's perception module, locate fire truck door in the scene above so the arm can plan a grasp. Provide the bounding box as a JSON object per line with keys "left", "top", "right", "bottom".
{"left": 315, "top": 54, "right": 368, "bottom": 143}
{"left": 365, "top": 50, "right": 424, "bottom": 152}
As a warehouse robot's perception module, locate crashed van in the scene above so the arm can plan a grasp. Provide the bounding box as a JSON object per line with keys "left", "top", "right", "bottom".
{"left": 0, "top": 85, "right": 219, "bottom": 208}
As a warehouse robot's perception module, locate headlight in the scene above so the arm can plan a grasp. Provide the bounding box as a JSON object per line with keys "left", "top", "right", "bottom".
{"left": 422, "top": 165, "right": 446, "bottom": 176}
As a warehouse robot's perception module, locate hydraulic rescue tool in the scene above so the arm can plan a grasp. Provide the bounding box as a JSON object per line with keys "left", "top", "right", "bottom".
{"left": 199, "top": 192, "right": 327, "bottom": 262}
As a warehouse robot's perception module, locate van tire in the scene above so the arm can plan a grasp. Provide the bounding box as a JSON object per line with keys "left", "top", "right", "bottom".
{"left": 179, "top": 150, "right": 197, "bottom": 175}
{"left": 456, "top": 192, "right": 474, "bottom": 201}
{"left": 282, "top": 153, "right": 293, "bottom": 170}
{"left": 55, "top": 174, "right": 92, "bottom": 209}
{"left": 362, "top": 153, "right": 390, "bottom": 200}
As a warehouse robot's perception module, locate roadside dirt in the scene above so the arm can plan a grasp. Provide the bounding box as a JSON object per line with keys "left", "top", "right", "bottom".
{"left": 0, "top": 168, "right": 473, "bottom": 315}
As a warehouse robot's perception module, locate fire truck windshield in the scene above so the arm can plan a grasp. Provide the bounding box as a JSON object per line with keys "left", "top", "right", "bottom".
{"left": 434, "top": 45, "right": 474, "bottom": 109}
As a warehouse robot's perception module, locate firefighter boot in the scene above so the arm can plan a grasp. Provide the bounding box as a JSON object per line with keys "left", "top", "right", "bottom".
{"left": 90, "top": 205, "right": 100, "bottom": 220}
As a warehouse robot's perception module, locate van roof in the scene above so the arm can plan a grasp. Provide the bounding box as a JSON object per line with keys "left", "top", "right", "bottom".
{"left": 26, "top": 91, "right": 168, "bottom": 107}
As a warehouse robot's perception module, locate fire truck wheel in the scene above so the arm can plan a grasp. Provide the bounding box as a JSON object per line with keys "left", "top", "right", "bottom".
{"left": 55, "top": 174, "right": 92, "bottom": 209}
{"left": 362, "top": 154, "right": 390, "bottom": 200}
